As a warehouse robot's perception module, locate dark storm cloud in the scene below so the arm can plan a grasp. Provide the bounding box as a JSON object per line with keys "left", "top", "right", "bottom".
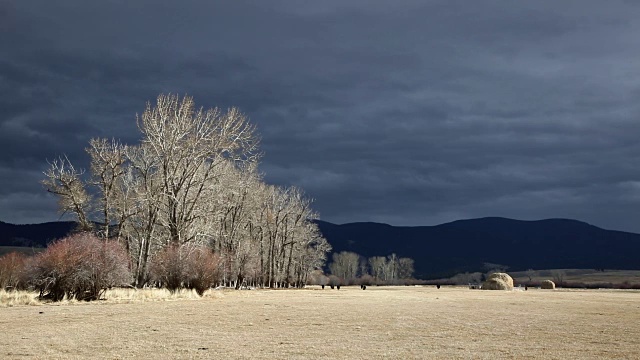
{"left": 2, "top": 1, "right": 640, "bottom": 232}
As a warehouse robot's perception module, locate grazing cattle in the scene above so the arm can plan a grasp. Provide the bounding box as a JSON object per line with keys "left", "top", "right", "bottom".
{"left": 436, "top": 284, "right": 441, "bottom": 289}
{"left": 362, "top": 285, "right": 367, "bottom": 290}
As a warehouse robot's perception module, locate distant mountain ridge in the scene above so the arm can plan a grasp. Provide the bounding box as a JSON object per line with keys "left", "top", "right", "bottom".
{"left": 314, "top": 217, "right": 640, "bottom": 278}
{"left": 2, "top": 217, "right": 640, "bottom": 279}
{"left": 0, "top": 220, "right": 76, "bottom": 247}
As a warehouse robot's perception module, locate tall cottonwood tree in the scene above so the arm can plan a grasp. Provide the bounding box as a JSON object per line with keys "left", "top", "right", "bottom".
{"left": 118, "top": 144, "right": 165, "bottom": 286}
{"left": 86, "top": 138, "right": 127, "bottom": 239}
{"left": 137, "top": 94, "right": 259, "bottom": 246}
{"left": 398, "top": 257, "right": 415, "bottom": 279}
{"left": 369, "top": 256, "right": 387, "bottom": 283}
{"left": 329, "top": 251, "right": 360, "bottom": 281}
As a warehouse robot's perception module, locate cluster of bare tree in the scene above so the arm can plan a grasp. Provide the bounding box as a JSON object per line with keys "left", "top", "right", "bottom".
{"left": 323, "top": 251, "right": 415, "bottom": 285}
{"left": 42, "top": 94, "right": 330, "bottom": 291}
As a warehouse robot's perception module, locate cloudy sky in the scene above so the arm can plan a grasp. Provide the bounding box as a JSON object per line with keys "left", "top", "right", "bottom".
{"left": 2, "top": 1, "right": 640, "bottom": 232}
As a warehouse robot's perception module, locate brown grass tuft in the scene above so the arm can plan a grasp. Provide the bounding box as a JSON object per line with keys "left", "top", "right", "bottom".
{"left": 102, "top": 287, "right": 225, "bottom": 303}
{"left": 0, "top": 287, "right": 226, "bottom": 307}
{"left": 0, "top": 290, "right": 40, "bottom": 307}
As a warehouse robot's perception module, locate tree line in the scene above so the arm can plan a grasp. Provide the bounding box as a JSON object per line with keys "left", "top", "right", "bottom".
{"left": 313, "top": 251, "right": 415, "bottom": 286}
{"left": 18, "top": 94, "right": 331, "bottom": 299}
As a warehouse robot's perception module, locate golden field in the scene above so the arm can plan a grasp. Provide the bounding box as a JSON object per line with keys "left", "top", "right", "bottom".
{"left": 510, "top": 269, "right": 640, "bottom": 286}
{"left": 0, "top": 286, "right": 639, "bottom": 359}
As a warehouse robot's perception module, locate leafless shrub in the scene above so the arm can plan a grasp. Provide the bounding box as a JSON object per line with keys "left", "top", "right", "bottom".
{"left": 79, "top": 236, "right": 132, "bottom": 300}
{"left": 187, "top": 247, "right": 222, "bottom": 296}
{"left": 27, "top": 242, "right": 78, "bottom": 301}
{"left": 151, "top": 245, "right": 221, "bottom": 296}
{"left": 359, "top": 274, "right": 374, "bottom": 286}
{"left": 28, "top": 233, "right": 131, "bottom": 301}
{"left": 0, "top": 252, "right": 28, "bottom": 290}
{"left": 308, "top": 270, "right": 330, "bottom": 289}
{"left": 150, "top": 245, "right": 187, "bottom": 293}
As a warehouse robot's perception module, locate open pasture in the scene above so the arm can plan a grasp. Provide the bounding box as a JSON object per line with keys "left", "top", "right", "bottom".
{"left": 510, "top": 269, "right": 640, "bottom": 286}
{"left": 1, "top": 286, "right": 639, "bottom": 359}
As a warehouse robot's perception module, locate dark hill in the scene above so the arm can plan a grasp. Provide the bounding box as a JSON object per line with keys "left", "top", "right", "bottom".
{"left": 2, "top": 217, "right": 640, "bottom": 279}
{"left": 315, "top": 217, "right": 640, "bottom": 278}
{"left": 0, "top": 220, "right": 76, "bottom": 247}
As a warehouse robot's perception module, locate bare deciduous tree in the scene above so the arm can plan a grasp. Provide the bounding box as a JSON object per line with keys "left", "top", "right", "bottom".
{"left": 329, "top": 251, "right": 360, "bottom": 283}
{"left": 87, "top": 138, "right": 127, "bottom": 238}
{"left": 398, "top": 257, "right": 415, "bottom": 279}
{"left": 526, "top": 268, "right": 536, "bottom": 281}
{"left": 369, "top": 256, "right": 386, "bottom": 284}
{"left": 551, "top": 270, "right": 566, "bottom": 285}
{"left": 42, "top": 156, "right": 93, "bottom": 232}
{"left": 138, "top": 94, "right": 259, "bottom": 246}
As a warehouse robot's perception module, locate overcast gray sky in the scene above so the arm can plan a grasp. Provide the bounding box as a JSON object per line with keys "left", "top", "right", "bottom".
{"left": 2, "top": 1, "right": 640, "bottom": 232}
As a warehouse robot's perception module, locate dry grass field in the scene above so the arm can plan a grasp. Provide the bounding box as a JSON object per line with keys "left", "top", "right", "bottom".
{"left": 510, "top": 269, "right": 640, "bottom": 286}
{"left": 1, "top": 286, "right": 639, "bottom": 359}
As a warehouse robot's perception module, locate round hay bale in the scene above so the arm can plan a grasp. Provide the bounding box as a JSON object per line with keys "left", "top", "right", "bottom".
{"left": 481, "top": 278, "right": 511, "bottom": 290}
{"left": 540, "top": 280, "right": 556, "bottom": 289}
{"left": 487, "top": 272, "right": 514, "bottom": 288}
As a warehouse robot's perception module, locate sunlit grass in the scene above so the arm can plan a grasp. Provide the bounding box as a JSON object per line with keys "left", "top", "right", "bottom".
{"left": 0, "top": 287, "right": 224, "bottom": 307}
{"left": 0, "top": 289, "right": 40, "bottom": 307}
{"left": 2, "top": 286, "right": 639, "bottom": 359}
{"left": 103, "top": 287, "right": 224, "bottom": 303}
